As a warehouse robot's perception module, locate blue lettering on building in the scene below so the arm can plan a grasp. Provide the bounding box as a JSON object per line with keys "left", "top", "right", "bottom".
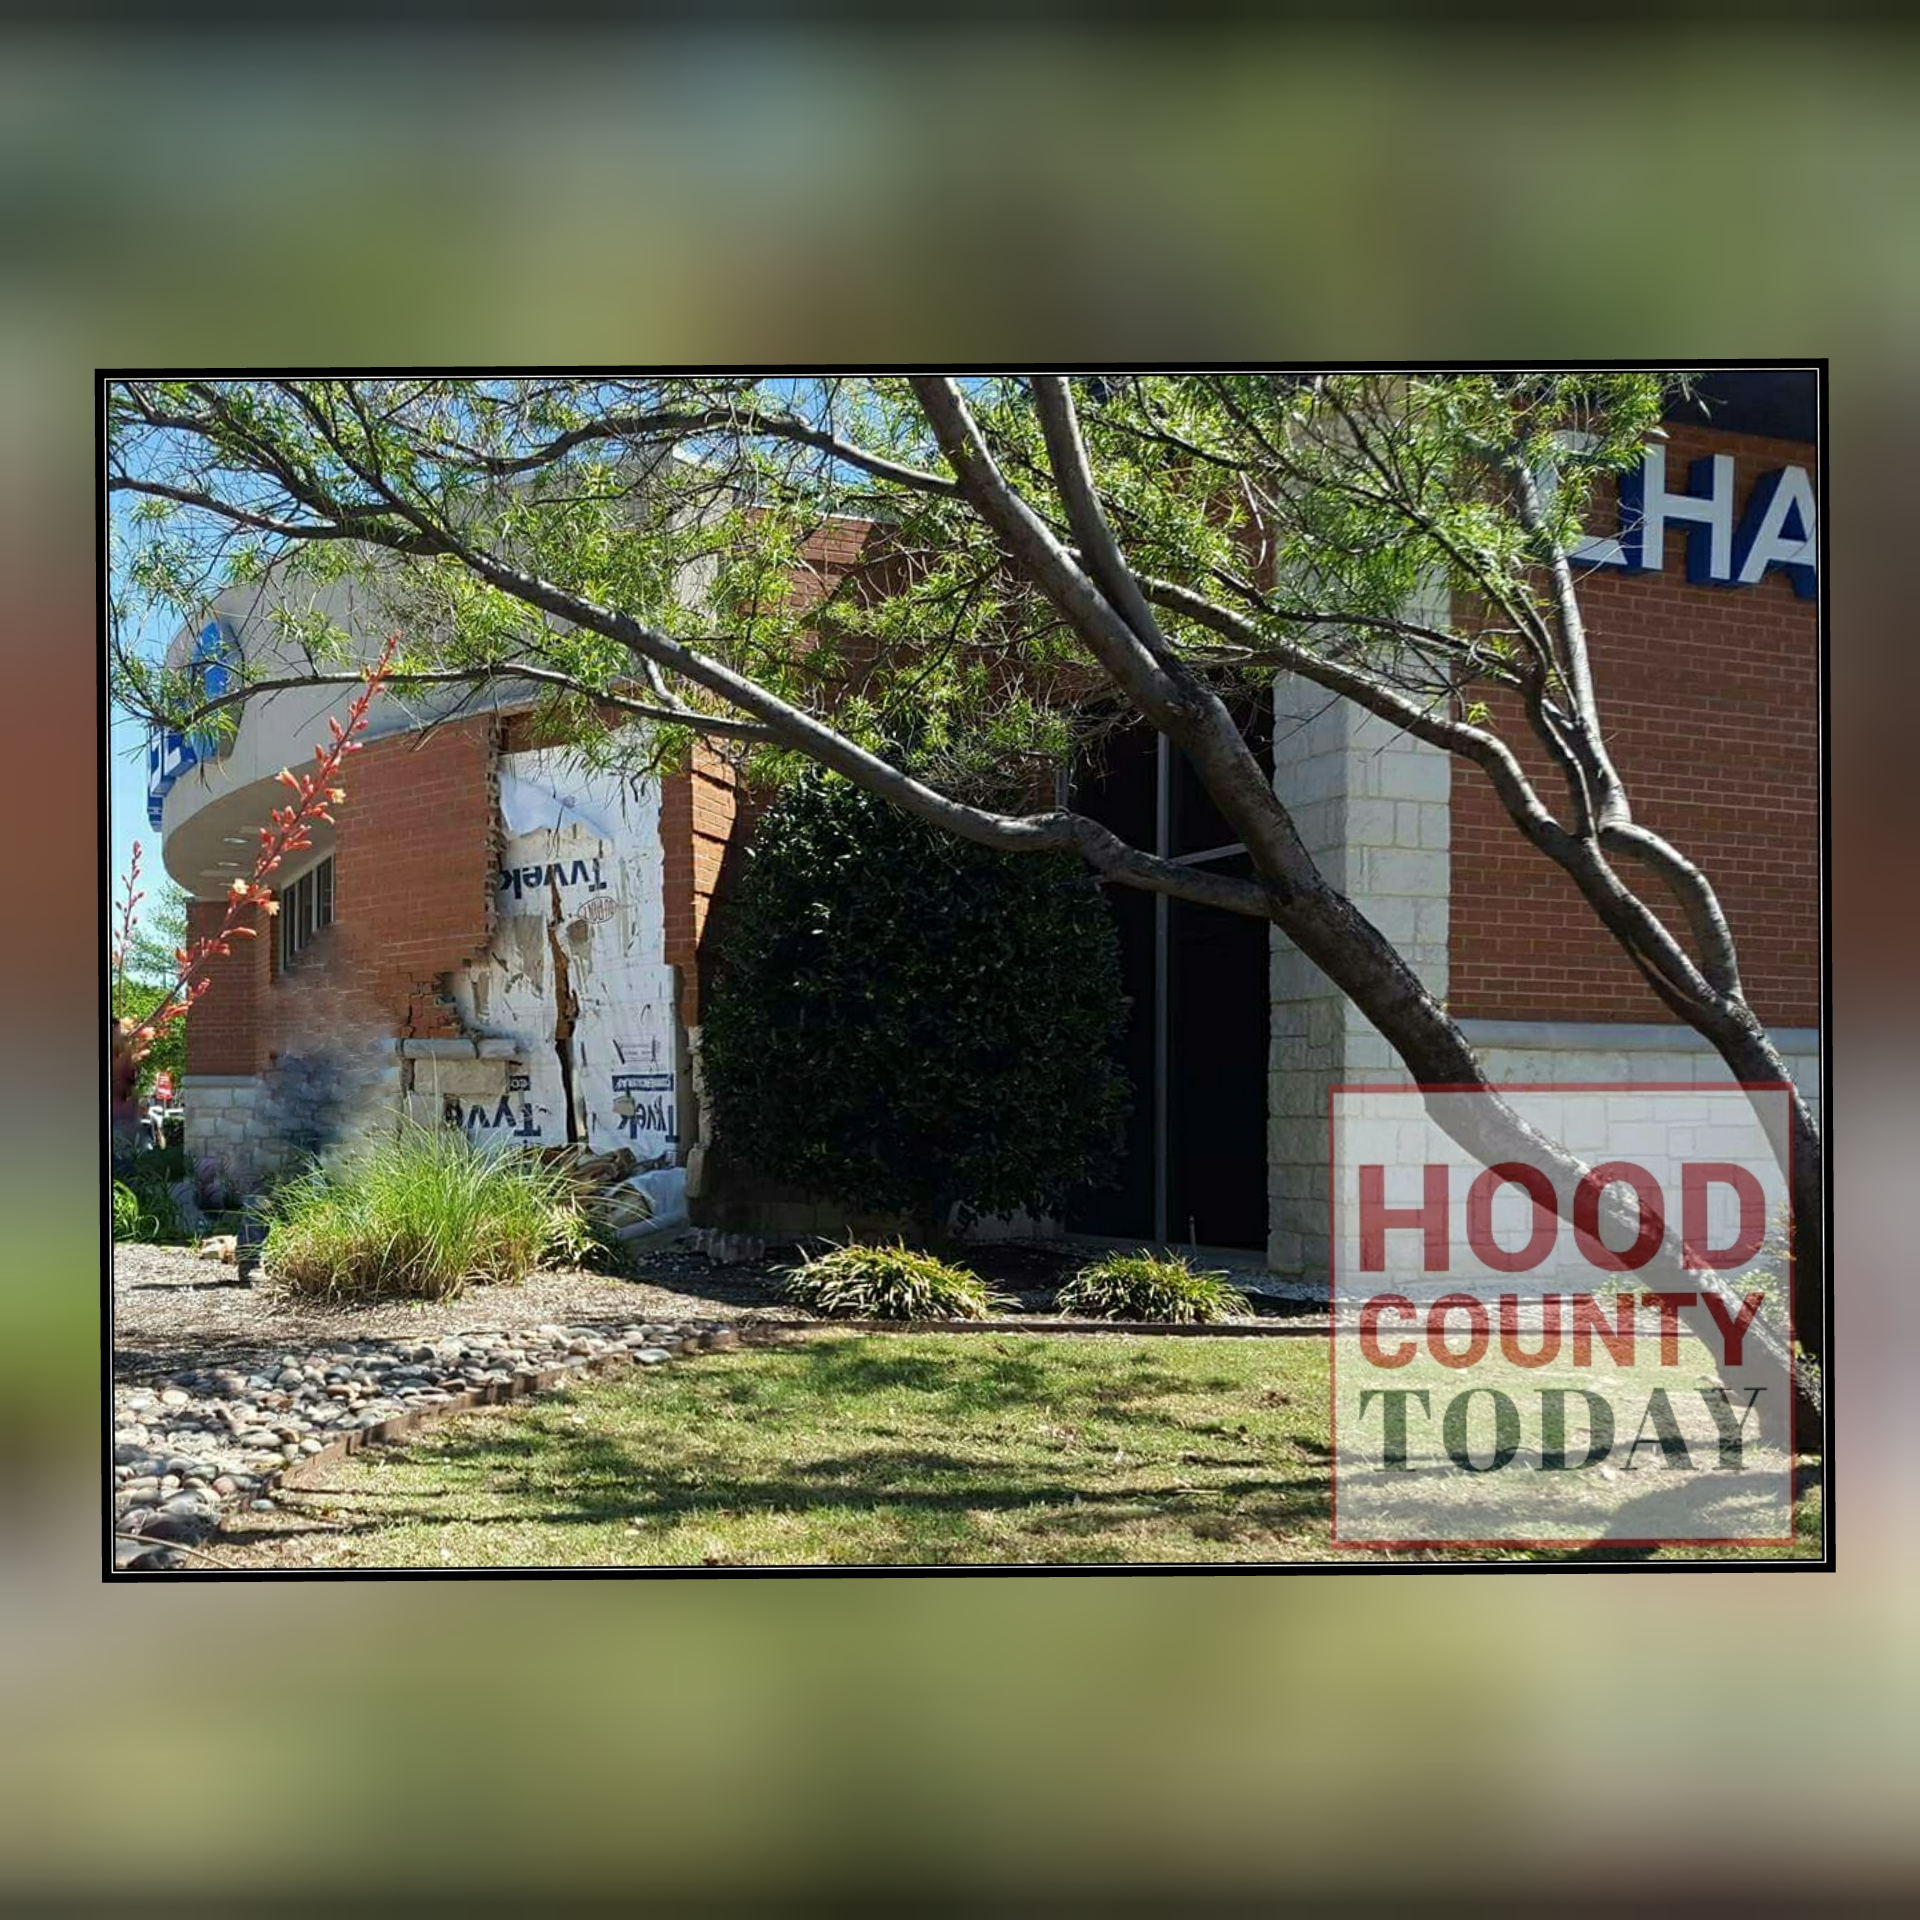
{"left": 146, "top": 621, "right": 240, "bottom": 828}
{"left": 497, "top": 856, "right": 609, "bottom": 902}
{"left": 1574, "top": 451, "right": 1817, "bottom": 600}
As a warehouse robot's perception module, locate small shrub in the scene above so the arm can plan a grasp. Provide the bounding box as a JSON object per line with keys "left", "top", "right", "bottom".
{"left": 112, "top": 1164, "right": 184, "bottom": 1244}
{"left": 1057, "top": 1251, "right": 1251, "bottom": 1324}
{"left": 112, "top": 1179, "right": 148, "bottom": 1242}
{"left": 261, "top": 1123, "right": 593, "bottom": 1301}
{"left": 782, "top": 1241, "right": 1012, "bottom": 1321}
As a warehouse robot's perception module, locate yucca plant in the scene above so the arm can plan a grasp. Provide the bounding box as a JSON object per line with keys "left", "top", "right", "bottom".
{"left": 781, "top": 1240, "right": 1012, "bottom": 1321}
{"left": 261, "top": 1122, "right": 593, "bottom": 1301}
{"left": 1056, "top": 1251, "right": 1251, "bottom": 1324}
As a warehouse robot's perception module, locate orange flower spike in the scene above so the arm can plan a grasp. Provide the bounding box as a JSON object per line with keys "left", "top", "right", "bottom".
{"left": 277, "top": 767, "right": 300, "bottom": 791}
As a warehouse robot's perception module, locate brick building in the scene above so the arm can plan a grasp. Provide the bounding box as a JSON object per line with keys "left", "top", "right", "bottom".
{"left": 152, "top": 377, "right": 1819, "bottom": 1274}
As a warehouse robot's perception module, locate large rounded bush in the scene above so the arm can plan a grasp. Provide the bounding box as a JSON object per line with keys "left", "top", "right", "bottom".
{"left": 702, "top": 774, "right": 1130, "bottom": 1237}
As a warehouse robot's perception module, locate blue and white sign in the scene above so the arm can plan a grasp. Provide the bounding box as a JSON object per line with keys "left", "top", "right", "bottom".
{"left": 145, "top": 621, "right": 239, "bottom": 828}
{"left": 1572, "top": 447, "right": 1817, "bottom": 599}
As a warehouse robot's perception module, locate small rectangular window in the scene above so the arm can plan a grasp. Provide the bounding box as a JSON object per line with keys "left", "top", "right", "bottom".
{"left": 278, "top": 854, "right": 335, "bottom": 970}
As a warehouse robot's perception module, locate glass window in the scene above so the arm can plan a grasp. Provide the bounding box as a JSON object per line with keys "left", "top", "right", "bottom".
{"left": 278, "top": 854, "right": 335, "bottom": 970}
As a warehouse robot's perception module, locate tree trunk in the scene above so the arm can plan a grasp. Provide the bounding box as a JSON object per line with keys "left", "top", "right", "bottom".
{"left": 1259, "top": 873, "right": 1823, "bottom": 1450}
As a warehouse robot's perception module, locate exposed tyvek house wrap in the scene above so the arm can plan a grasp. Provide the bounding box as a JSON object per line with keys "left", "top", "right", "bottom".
{"left": 449, "top": 748, "right": 679, "bottom": 1161}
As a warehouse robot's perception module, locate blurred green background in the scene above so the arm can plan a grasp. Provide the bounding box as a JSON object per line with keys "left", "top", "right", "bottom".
{"left": 15, "top": 17, "right": 1918, "bottom": 1902}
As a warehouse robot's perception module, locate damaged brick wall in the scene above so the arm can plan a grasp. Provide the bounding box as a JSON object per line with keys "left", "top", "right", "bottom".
{"left": 321, "top": 715, "right": 500, "bottom": 1036}
{"left": 446, "top": 748, "right": 675, "bottom": 1158}
{"left": 184, "top": 717, "right": 500, "bottom": 1180}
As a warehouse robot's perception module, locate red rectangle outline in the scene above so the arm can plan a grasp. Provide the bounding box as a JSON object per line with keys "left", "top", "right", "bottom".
{"left": 1327, "top": 1081, "right": 1800, "bottom": 1554}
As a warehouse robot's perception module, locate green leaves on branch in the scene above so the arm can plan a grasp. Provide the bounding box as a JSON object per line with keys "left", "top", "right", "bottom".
{"left": 109, "top": 371, "right": 1688, "bottom": 782}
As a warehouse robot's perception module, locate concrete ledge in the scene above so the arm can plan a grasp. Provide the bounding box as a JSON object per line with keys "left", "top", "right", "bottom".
{"left": 181, "top": 1075, "right": 259, "bottom": 1089}
{"left": 410, "top": 1059, "right": 509, "bottom": 1099}
{"left": 402, "top": 1038, "right": 477, "bottom": 1059}
{"left": 1458, "top": 1020, "right": 1820, "bottom": 1056}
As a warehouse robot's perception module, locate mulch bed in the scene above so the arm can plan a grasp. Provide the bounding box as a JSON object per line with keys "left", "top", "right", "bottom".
{"left": 111, "top": 1237, "right": 1322, "bottom": 1384}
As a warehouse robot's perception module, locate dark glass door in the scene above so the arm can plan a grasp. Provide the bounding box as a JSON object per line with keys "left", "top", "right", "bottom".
{"left": 1066, "top": 703, "right": 1271, "bottom": 1252}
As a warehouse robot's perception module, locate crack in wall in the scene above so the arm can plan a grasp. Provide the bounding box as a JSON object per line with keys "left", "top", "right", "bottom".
{"left": 545, "top": 872, "right": 582, "bottom": 1144}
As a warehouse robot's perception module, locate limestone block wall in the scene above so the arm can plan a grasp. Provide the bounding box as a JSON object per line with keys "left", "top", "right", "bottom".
{"left": 1263, "top": 637, "right": 1820, "bottom": 1291}
{"left": 180, "top": 1075, "right": 268, "bottom": 1195}
{"left": 1459, "top": 1019, "right": 1821, "bottom": 1130}
{"left": 1267, "top": 671, "right": 1452, "bottom": 1283}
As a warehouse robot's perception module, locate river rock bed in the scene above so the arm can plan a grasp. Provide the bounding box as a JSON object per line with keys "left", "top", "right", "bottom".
{"left": 113, "top": 1317, "right": 741, "bottom": 1571}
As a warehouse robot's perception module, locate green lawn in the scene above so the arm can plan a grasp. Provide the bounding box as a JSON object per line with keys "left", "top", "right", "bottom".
{"left": 234, "top": 1333, "right": 1822, "bottom": 1568}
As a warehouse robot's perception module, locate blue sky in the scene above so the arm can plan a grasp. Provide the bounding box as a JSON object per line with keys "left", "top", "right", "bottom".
{"left": 108, "top": 593, "right": 185, "bottom": 943}
{"left": 108, "top": 707, "right": 150, "bottom": 914}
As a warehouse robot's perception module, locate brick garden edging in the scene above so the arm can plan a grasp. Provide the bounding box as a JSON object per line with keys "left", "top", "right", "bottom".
{"left": 754, "top": 1317, "right": 1330, "bottom": 1338}
{"left": 112, "top": 1317, "right": 785, "bottom": 1572}
{"left": 275, "top": 1324, "right": 766, "bottom": 1487}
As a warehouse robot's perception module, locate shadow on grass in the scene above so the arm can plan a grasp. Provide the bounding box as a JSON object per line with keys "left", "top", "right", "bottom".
{"left": 283, "top": 1337, "right": 1334, "bottom": 1562}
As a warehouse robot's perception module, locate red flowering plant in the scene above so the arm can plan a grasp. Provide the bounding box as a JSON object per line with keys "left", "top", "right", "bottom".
{"left": 111, "top": 637, "right": 398, "bottom": 1115}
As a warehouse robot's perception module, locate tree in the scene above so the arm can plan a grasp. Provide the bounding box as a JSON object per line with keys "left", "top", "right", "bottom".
{"left": 108, "top": 642, "right": 395, "bottom": 1142}
{"left": 106, "top": 374, "right": 1821, "bottom": 1432}
{"left": 112, "top": 878, "right": 190, "bottom": 1098}
{"left": 701, "top": 769, "right": 1130, "bottom": 1242}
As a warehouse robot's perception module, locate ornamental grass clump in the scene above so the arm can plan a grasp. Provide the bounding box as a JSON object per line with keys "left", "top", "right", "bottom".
{"left": 262, "top": 1123, "right": 592, "bottom": 1301}
{"left": 782, "top": 1241, "right": 1011, "bottom": 1322}
{"left": 111, "top": 1166, "right": 183, "bottom": 1244}
{"left": 112, "top": 1179, "right": 148, "bottom": 1243}
{"left": 1056, "top": 1251, "right": 1251, "bottom": 1325}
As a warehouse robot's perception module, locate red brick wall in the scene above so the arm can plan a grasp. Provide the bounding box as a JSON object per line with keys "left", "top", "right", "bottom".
{"left": 654, "top": 518, "right": 878, "bottom": 1035}
{"left": 662, "top": 741, "right": 749, "bottom": 1029}
{"left": 182, "top": 896, "right": 271, "bottom": 1075}
{"left": 1449, "top": 423, "right": 1819, "bottom": 1028}
{"left": 311, "top": 717, "right": 497, "bottom": 1036}
{"left": 185, "top": 717, "right": 499, "bottom": 1072}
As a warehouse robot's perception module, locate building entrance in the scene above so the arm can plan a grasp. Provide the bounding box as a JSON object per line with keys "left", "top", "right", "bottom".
{"left": 1066, "top": 704, "right": 1272, "bottom": 1253}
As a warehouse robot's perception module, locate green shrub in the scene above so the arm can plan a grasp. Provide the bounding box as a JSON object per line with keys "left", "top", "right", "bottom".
{"left": 112, "top": 1179, "right": 147, "bottom": 1242}
{"left": 1056, "top": 1251, "right": 1251, "bottom": 1324}
{"left": 261, "top": 1123, "right": 593, "bottom": 1301}
{"left": 702, "top": 771, "right": 1130, "bottom": 1240}
{"left": 782, "top": 1241, "right": 1012, "bottom": 1321}
{"left": 112, "top": 1165, "right": 184, "bottom": 1244}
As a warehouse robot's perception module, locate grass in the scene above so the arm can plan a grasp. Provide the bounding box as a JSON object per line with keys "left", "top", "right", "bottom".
{"left": 261, "top": 1123, "right": 591, "bottom": 1302}
{"left": 1057, "top": 1250, "right": 1251, "bottom": 1324}
{"left": 229, "top": 1333, "right": 1824, "bottom": 1569}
